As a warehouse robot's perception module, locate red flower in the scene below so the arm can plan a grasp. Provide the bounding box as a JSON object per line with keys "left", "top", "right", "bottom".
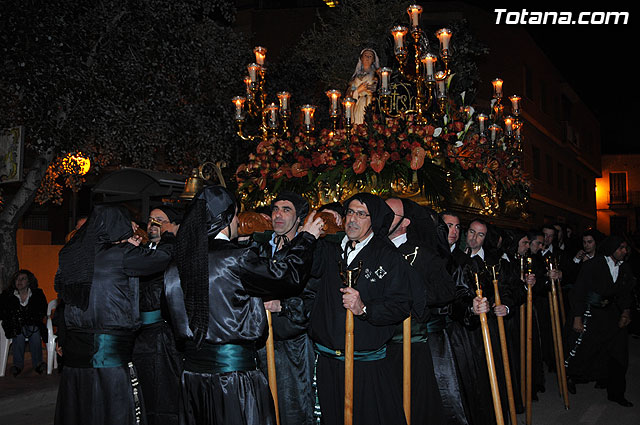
{"left": 291, "top": 163, "right": 308, "bottom": 178}
{"left": 353, "top": 154, "right": 368, "bottom": 174}
{"left": 370, "top": 152, "right": 390, "bottom": 173}
{"left": 410, "top": 146, "right": 427, "bottom": 170}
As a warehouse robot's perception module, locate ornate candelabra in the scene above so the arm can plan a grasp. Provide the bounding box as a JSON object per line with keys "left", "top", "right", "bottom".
{"left": 379, "top": 5, "right": 453, "bottom": 124}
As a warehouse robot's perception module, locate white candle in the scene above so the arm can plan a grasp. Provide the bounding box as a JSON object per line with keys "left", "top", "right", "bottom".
{"left": 407, "top": 5, "right": 422, "bottom": 27}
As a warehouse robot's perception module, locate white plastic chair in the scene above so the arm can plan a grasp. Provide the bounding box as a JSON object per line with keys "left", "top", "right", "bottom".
{"left": 0, "top": 320, "right": 12, "bottom": 377}
{"left": 46, "top": 299, "right": 58, "bottom": 374}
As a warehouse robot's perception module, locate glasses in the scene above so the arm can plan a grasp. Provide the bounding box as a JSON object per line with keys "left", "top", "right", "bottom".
{"left": 346, "top": 209, "right": 370, "bottom": 219}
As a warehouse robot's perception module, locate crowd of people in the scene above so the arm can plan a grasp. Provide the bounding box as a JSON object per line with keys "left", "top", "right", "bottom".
{"left": 7, "top": 185, "right": 637, "bottom": 425}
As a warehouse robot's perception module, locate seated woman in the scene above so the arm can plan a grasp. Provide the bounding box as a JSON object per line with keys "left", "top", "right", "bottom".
{"left": 346, "top": 48, "right": 381, "bottom": 125}
{"left": 0, "top": 269, "right": 48, "bottom": 376}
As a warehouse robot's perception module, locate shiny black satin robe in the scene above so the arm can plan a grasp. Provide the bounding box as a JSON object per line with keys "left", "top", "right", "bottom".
{"left": 55, "top": 240, "right": 174, "bottom": 425}
{"left": 306, "top": 236, "right": 411, "bottom": 425}
{"left": 164, "top": 232, "right": 316, "bottom": 425}
{"left": 254, "top": 233, "right": 316, "bottom": 425}
{"left": 133, "top": 238, "right": 182, "bottom": 425}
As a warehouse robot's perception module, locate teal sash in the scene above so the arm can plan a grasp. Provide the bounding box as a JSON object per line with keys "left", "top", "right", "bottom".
{"left": 426, "top": 315, "right": 449, "bottom": 333}
{"left": 140, "top": 309, "right": 163, "bottom": 325}
{"left": 64, "top": 331, "right": 134, "bottom": 368}
{"left": 92, "top": 333, "right": 135, "bottom": 368}
{"left": 184, "top": 341, "right": 258, "bottom": 374}
{"left": 314, "top": 342, "right": 387, "bottom": 361}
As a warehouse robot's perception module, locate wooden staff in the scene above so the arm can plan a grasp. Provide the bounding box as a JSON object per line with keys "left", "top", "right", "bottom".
{"left": 552, "top": 258, "right": 566, "bottom": 324}
{"left": 403, "top": 316, "right": 411, "bottom": 425}
{"left": 265, "top": 310, "right": 281, "bottom": 425}
{"left": 549, "top": 262, "right": 570, "bottom": 410}
{"left": 475, "top": 273, "right": 505, "bottom": 425}
{"left": 548, "top": 290, "right": 563, "bottom": 395}
{"left": 519, "top": 256, "right": 526, "bottom": 404}
{"left": 526, "top": 258, "right": 534, "bottom": 425}
{"left": 342, "top": 263, "right": 362, "bottom": 425}
{"left": 492, "top": 266, "right": 517, "bottom": 425}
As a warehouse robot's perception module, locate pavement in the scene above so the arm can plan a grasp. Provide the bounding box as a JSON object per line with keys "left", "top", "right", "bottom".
{"left": 1, "top": 337, "right": 639, "bottom": 425}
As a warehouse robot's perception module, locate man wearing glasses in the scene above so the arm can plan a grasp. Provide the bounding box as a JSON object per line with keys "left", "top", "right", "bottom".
{"left": 305, "top": 192, "right": 412, "bottom": 425}
{"left": 134, "top": 205, "right": 183, "bottom": 425}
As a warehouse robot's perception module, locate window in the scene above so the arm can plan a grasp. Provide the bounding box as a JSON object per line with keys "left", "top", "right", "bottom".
{"left": 610, "top": 172, "right": 627, "bottom": 204}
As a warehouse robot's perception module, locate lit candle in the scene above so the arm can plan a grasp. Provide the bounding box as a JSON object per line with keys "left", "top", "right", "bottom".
{"left": 407, "top": 4, "right": 423, "bottom": 28}
{"left": 509, "top": 95, "right": 521, "bottom": 115}
{"left": 266, "top": 103, "right": 278, "bottom": 128}
{"left": 435, "top": 70, "right": 447, "bottom": 97}
{"left": 301, "top": 104, "right": 316, "bottom": 126}
{"left": 232, "top": 96, "right": 246, "bottom": 120}
{"left": 247, "top": 63, "right": 260, "bottom": 83}
{"left": 243, "top": 76, "right": 252, "bottom": 94}
{"left": 492, "top": 78, "right": 503, "bottom": 99}
{"left": 343, "top": 97, "right": 356, "bottom": 122}
{"left": 436, "top": 28, "right": 452, "bottom": 56}
{"left": 421, "top": 53, "right": 437, "bottom": 81}
{"left": 489, "top": 124, "right": 501, "bottom": 142}
{"left": 391, "top": 26, "right": 408, "bottom": 54}
{"left": 277, "top": 91, "right": 291, "bottom": 113}
{"left": 380, "top": 67, "right": 392, "bottom": 93}
{"left": 253, "top": 46, "right": 267, "bottom": 66}
{"left": 477, "top": 113, "right": 488, "bottom": 134}
{"left": 504, "top": 116, "right": 513, "bottom": 135}
{"left": 325, "top": 89, "right": 342, "bottom": 116}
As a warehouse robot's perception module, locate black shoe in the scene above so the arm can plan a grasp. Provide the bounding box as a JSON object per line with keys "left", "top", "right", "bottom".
{"left": 10, "top": 366, "right": 22, "bottom": 377}
{"left": 608, "top": 396, "right": 633, "bottom": 407}
{"left": 567, "top": 378, "right": 576, "bottom": 395}
{"left": 35, "top": 362, "right": 46, "bottom": 375}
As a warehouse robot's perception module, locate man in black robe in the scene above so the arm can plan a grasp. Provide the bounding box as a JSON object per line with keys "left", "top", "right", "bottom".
{"left": 306, "top": 192, "right": 411, "bottom": 425}
{"left": 54, "top": 205, "right": 175, "bottom": 425}
{"left": 163, "top": 185, "right": 324, "bottom": 425}
{"left": 385, "top": 197, "right": 455, "bottom": 425}
{"left": 566, "top": 235, "right": 636, "bottom": 406}
{"left": 254, "top": 191, "right": 316, "bottom": 425}
{"left": 133, "top": 205, "right": 183, "bottom": 425}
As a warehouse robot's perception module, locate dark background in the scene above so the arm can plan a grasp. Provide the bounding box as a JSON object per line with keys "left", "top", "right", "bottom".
{"left": 468, "top": 1, "right": 633, "bottom": 154}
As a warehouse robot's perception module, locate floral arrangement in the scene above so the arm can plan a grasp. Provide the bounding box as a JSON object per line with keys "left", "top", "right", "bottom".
{"left": 235, "top": 96, "right": 530, "bottom": 214}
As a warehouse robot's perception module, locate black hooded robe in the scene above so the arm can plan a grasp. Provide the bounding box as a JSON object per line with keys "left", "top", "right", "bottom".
{"left": 305, "top": 193, "right": 411, "bottom": 425}
{"left": 163, "top": 185, "right": 318, "bottom": 425}
{"left": 565, "top": 239, "right": 636, "bottom": 400}
{"left": 54, "top": 205, "right": 174, "bottom": 425}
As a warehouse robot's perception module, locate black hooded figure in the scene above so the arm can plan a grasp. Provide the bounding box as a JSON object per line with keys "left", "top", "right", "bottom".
{"left": 54, "top": 204, "right": 175, "bottom": 425}
{"left": 305, "top": 192, "right": 412, "bottom": 425}
{"left": 252, "top": 191, "right": 317, "bottom": 425}
{"left": 385, "top": 197, "right": 456, "bottom": 425}
{"left": 566, "top": 235, "right": 637, "bottom": 406}
{"left": 163, "top": 185, "right": 321, "bottom": 425}
{"left": 133, "top": 204, "right": 183, "bottom": 425}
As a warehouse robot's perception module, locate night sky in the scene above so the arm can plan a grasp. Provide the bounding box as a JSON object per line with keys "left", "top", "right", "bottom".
{"left": 468, "top": 1, "right": 633, "bottom": 154}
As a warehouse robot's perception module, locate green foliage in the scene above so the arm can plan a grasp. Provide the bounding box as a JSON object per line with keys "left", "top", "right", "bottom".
{"left": 0, "top": 0, "right": 248, "bottom": 183}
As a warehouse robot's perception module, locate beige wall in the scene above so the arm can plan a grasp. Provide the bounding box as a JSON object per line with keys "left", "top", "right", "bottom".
{"left": 16, "top": 229, "right": 62, "bottom": 304}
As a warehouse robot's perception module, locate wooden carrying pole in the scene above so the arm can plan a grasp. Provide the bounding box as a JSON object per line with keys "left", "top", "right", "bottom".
{"left": 548, "top": 291, "right": 563, "bottom": 395}
{"left": 519, "top": 257, "right": 526, "bottom": 403}
{"left": 265, "top": 310, "right": 281, "bottom": 425}
{"left": 403, "top": 316, "right": 412, "bottom": 425}
{"left": 343, "top": 264, "right": 361, "bottom": 425}
{"left": 475, "top": 274, "right": 505, "bottom": 425}
{"left": 549, "top": 263, "right": 570, "bottom": 410}
{"left": 526, "top": 259, "right": 534, "bottom": 425}
{"left": 492, "top": 267, "right": 517, "bottom": 425}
